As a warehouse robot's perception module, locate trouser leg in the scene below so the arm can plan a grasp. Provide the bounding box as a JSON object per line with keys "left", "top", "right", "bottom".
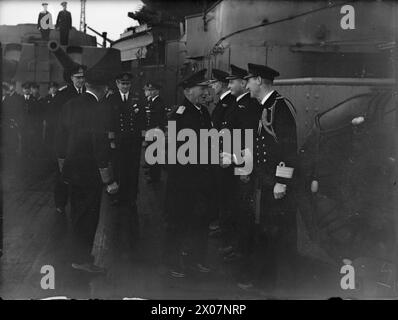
{"left": 129, "top": 140, "right": 142, "bottom": 202}
{"left": 186, "top": 189, "right": 212, "bottom": 266}
{"left": 69, "top": 183, "right": 102, "bottom": 264}
{"left": 163, "top": 219, "right": 186, "bottom": 270}
{"left": 255, "top": 188, "right": 298, "bottom": 290}
{"left": 216, "top": 168, "right": 235, "bottom": 246}
{"left": 54, "top": 169, "right": 69, "bottom": 209}
{"left": 118, "top": 139, "right": 142, "bottom": 204}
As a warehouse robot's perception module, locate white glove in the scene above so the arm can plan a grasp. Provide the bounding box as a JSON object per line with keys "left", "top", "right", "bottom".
{"left": 106, "top": 181, "right": 119, "bottom": 195}
{"left": 273, "top": 183, "right": 287, "bottom": 200}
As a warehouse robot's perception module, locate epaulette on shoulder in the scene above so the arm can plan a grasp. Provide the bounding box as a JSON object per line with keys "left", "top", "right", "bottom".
{"left": 176, "top": 105, "right": 185, "bottom": 115}
{"left": 59, "top": 85, "right": 67, "bottom": 91}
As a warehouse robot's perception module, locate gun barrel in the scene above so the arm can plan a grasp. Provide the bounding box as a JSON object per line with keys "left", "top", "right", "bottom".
{"left": 48, "top": 40, "right": 78, "bottom": 71}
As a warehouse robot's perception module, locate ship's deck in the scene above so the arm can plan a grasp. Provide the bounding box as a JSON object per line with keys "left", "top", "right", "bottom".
{"left": 1, "top": 152, "right": 341, "bottom": 300}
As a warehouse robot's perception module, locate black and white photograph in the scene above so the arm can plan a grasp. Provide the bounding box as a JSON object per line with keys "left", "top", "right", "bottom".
{"left": 0, "top": 0, "right": 397, "bottom": 304}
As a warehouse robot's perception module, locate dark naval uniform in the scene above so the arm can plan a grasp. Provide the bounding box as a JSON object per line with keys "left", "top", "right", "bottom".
{"left": 145, "top": 95, "right": 167, "bottom": 131}
{"left": 53, "top": 81, "right": 86, "bottom": 211}
{"left": 253, "top": 90, "right": 298, "bottom": 289}
{"left": 144, "top": 86, "right": 167, "bottom": 182}
{"left": 107, "top": 90, "right": 145, "bottom": 206}
{"left": 56, "top": 8, "right": 72, "bottom": 45}
{"left": 22, "top": 92, "right": 43, "bottom": 157}
{"left": 212, "top": 90, "right": 237, "bottom": 246}
{"left": 55, "top": 92, "right": 111, "bottom": 264}
{"left": 230, "top": 90, "right": 261, "bottom": 266}
{"left": 43, "top": 93, "right": 57, "bottom": 148}
{"left": 254, "top": 90, "right": 297, "bottom": 227}
{"left": 211, "top": 90, "right": 236, "bottom": 131}
{"left": 2, "top": 91, "right": 24, "bottom": 155}
{"left": 164, "top": 98, "right": 217, "bottom": 271}
{"left": 164, "top": 69, "right": 217, "bottom": 274}
{"left": 243, "top": 64, "right": 298, "bottom": 290}
{"left": 208, "top": 69, "right": 237, "bottom": 248}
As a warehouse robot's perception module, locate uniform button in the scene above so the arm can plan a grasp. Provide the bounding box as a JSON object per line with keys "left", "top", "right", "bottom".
{"left": 262, "top": 136, "right": 264, "bottom": 140}
{"left": 263, "top": 159, "right": 266, "bottom": 162}
{"left": 263, "top": 152, "right": 266, "bottom": 154}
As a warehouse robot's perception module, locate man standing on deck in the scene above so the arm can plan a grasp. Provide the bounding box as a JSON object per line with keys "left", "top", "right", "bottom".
{"left": 55, "top": 63, "right": 117, "bottom": 273}
{"left": 53, "top": 65, "right": 86, "bottom": 215}
{"left": 56, "top": 1, "right": 72, "bottom": 46}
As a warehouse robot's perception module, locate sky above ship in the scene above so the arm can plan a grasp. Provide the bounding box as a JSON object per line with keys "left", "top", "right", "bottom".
{"left": 0, "top": 0, "right": 143, "bottom": 42}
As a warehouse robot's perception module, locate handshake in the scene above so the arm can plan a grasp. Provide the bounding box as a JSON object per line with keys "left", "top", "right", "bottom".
{"left": 219, "top": 152, "right": 238, "bottom": 168}
{"left": 219, "top": 149, "right": 253, "bottom": 183}
{"left": 99, "top": 168, "right": 119, "bottom": 195}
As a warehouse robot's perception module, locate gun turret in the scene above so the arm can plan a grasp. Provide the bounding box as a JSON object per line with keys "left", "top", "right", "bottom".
{"left": 2, "top": 59, "right": 18, "bottom": 82}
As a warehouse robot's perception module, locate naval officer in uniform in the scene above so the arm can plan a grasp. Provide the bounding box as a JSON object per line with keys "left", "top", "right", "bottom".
{"left": 55, "top": 61, "right": 117, "bottom": 273}
{"left": 219, "top": 64, "right": 261, "bottom": 265}
{"left": 54, "top": 65, "right": 86, "bottom": 215}
{"left": 239, "top": 63, "right": 298, "bottom": 292}
{"left": 163, "top": 69, "right": 217, "bottom": 278}
{"left": 209, "top": 69, "right": 236, "bottom": 131}
{"left": 107, "top": 72, "right": 146, "bottom": 208}
{"left": 56, "top": 1, "right": 72, "bottom": 46}
{"left": 207, "top": 69, "right": 237, "bottom": 249}
{"left": 143, "top": 82, "right": 167, "bottom": 183}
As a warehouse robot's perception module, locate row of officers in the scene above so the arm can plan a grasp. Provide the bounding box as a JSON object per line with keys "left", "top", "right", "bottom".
{"left": 2, "top": 60, "right": 298, "bottom": 293}
{"left": 164, "top": 64, "right": 298, "bottom": 293}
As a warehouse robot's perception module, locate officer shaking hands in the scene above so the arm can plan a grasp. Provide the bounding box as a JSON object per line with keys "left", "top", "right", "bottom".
{"left": 240, "top": 63, "right": 298, "bottom": 292}
{"left": 164, "top": 69, "right": 217, "bottom": 278}
{"left": 55, "top": 60, "right": 117, "bottom": 274}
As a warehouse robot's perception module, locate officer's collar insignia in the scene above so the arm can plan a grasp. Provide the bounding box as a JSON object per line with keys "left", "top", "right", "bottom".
{"left": 222, "top": 104, "right": 228, "bottom": 108}
{"left": 176, "top": 106, "right": 185, "bottom": 114}
{"left": 238, "top": 104, "right": 245, "bottom": 108}
{"left": 134, "top": 108, "right": 139, "bottom": 113}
